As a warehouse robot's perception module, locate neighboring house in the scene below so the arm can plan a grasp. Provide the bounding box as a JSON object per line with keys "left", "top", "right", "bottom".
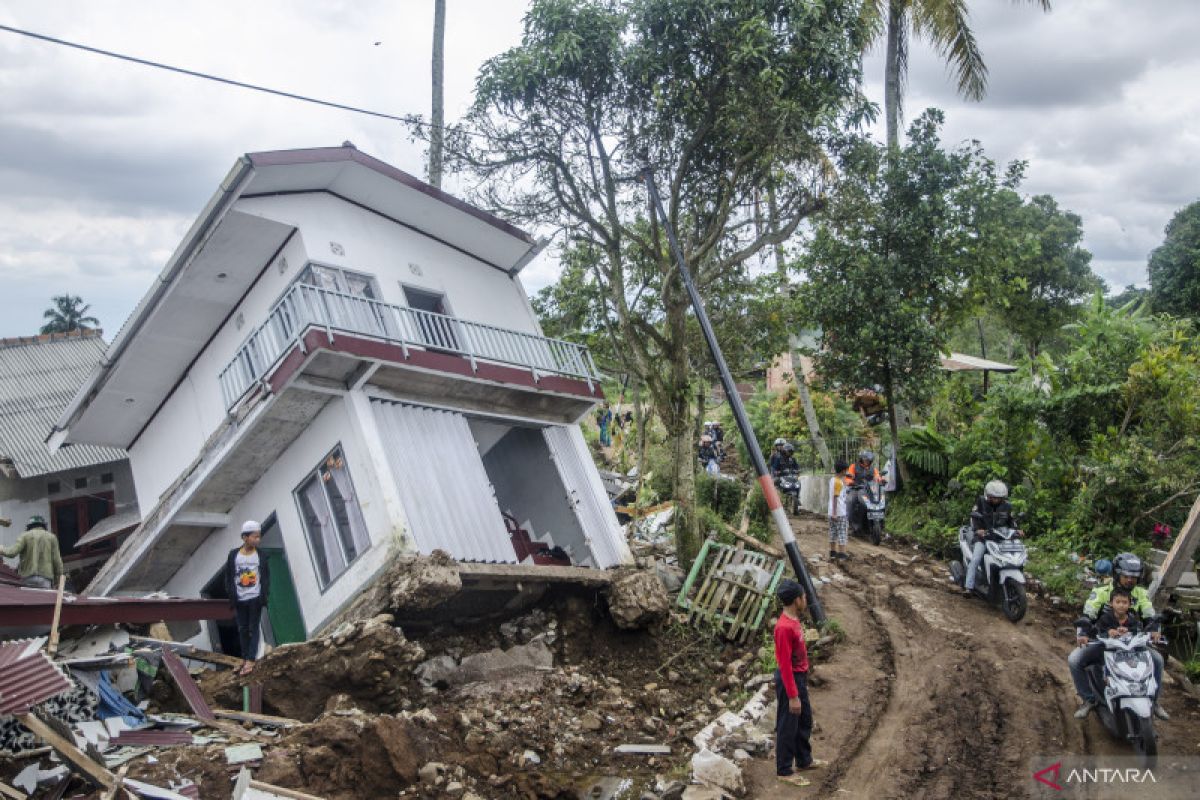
{"left": 50, "top": 145, "right": 630, "bottom": 653}
{"left": 0, "top": 331, "right": 138, "bottom": 580}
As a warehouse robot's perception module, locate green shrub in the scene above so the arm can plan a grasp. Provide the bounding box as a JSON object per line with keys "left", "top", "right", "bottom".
{"left": 695, "top": 472, "right": 747, "bottom": 523}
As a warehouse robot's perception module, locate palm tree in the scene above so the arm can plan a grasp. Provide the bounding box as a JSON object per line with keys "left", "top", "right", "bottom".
{"left": 863, "top": 0, "right": 1051, "bottom": 149}
{"left": 40, "top": 295, "right": 99, "bottom": 334}
{"left": 428, "top": 0, "right": 447, "bottom": 188}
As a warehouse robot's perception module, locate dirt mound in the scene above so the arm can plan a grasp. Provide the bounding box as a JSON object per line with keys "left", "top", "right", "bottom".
{"left": 201, "top": 614, "right": 425, "bottom": 721}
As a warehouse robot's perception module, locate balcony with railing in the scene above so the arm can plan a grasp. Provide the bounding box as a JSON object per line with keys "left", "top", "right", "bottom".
{"left": 218, "top": 283, "right": 602, "bottom": 413}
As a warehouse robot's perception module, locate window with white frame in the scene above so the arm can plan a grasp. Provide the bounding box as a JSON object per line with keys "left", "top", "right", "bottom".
{"left": 293, "top": 264, "right": 391, "bottom": 338}
{"left": 293, "top": 445, "right": 371, "bottom": 589}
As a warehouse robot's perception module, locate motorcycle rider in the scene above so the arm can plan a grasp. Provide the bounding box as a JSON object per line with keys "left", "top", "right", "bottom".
{"left": 961, "top": 480, "right": 1023, "bottom": 597}
{"left": 698, "top": 435, "right": 720, "bottom": 476}
{"left": 1069, "top": 552, "right": 1168, "bottom": 721}
{"left": 845, "top": 450, "right": 883, "bottom": 533}
{"left": 770, "top": 443, "right": 799, "bottom": 478}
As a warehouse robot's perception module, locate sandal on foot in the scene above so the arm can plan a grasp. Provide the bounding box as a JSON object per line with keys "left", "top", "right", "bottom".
{"left": 777, "top": 774, "right": 811, "bottom": 787}
{"left": 799, "top": 759, "right": 828, "bottom": 771}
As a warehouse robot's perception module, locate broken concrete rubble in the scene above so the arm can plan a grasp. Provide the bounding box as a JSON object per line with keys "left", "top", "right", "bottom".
{"left": 605, "top": 569, "right": 671, "bottom": 630}
{"left": 201, "top": 615, "right": 424, "bottom": 722}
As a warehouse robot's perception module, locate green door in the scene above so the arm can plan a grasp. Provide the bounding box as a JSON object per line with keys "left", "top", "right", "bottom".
{"left": 264, "top": 549, "right": 306, "bottom": 644}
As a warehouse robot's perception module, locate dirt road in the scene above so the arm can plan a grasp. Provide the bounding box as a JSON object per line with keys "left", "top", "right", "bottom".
{"left": 744, "top": 518, "right": 1200, "bottom": 799}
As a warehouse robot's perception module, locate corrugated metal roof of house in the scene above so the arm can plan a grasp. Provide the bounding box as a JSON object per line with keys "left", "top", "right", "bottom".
{"left": 0, "top": 649, "right": 72, "bottom": 715}
{"left": 0, "top": 330, "right": 127, "bottom": 478}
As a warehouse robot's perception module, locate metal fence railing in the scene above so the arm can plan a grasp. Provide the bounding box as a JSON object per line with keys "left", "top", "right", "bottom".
{"left": 218, "top": 283, "right": 601, "bottom": 410}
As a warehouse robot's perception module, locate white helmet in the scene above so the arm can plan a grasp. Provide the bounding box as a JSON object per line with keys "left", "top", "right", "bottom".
{"left": 773, "top": 438, "right": 786, "bottom": 447}
{"left": 984, "top": 480, "right": 1008, "bottom": 500}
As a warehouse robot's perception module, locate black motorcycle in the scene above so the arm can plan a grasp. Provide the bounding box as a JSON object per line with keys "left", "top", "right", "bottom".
{"left": 774, "top": 469, "right": 801, "bottom": 516}
{"left": 848, "top": 475, "right": 887, "bottom": 545}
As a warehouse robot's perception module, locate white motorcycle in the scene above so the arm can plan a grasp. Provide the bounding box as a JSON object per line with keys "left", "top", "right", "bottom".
{"left": 1077, "top": 626, "right": 1160, "bottom": 765}
{"left": 949, "top": 522, "right": 1027, "bottom": 622}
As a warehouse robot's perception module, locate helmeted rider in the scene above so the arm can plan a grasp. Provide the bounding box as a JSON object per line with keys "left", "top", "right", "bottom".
{"left": 768, "top": 438, "right": 789, "bottom": 476}
{"left": 709, "top": 421, "right": 725, "bottom": 444}
{"left": 845, "top": 450, "right": 883, "bottom": 487}
{"left": 961, "top": 480, "right": 1022, "bottom": 597}
{"left": 771, "top": 443, "right": 799, "bottom": 478}
{"left": 844, "top": 450, "right": 884, "bottom": 532}
{"left": 698, "top": 434, "right": 720, "bottom": 475}
{"left": 1068, "top": 552, "right": 1168, "bottom": 721}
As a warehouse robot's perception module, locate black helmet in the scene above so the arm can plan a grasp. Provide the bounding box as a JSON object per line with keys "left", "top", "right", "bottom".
{"left": 1113, "top": 553, "right": 1143, "bottom": 580}
{"left": 26, "top": 515, "right": 47, "bottom": 530}
{"left": 783, "top": 443, "right": 794, "bottom": 454}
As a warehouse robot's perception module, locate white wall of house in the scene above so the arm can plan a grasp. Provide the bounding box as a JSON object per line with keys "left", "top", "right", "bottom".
{"left": 1, "top": 461, "right": 135, "bottom": 549}
{"left": 130, "top": 192, "right": 541, "bottom": 514}
{"left": 238, "top": 193, "right": 539, "bottom": 335}
{"left": 127, "top": 232, "right": 310, "bottom": 510}
{"left": 161, "top": 395, "right": 398, "bottom": 646}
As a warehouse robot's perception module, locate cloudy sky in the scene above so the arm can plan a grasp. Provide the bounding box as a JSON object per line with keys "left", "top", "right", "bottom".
{"left": 0, "top": 0, "right": 1197, "bottom": 338}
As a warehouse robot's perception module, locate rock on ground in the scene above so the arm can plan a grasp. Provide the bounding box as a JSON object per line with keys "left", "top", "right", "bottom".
{"left": 605, "top": 569, "right": 671, "bottom": 630}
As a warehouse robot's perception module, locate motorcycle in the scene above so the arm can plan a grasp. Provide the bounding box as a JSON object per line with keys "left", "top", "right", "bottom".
{"left": 848, "top": 477, "right": 887, "bottom": 545}
{"left": 949, "top": 521, "right": 1027, "bottom": 622}
{"left": 1075, "top": 623, "right": 1161, "bottom": 765}
{"left": 774, "top": 469, "right": 801, "bottom": 516}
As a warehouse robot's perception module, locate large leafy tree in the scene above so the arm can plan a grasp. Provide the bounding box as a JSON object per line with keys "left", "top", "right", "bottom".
{"left": 1147, "top": 200, "right": 1200, "bottom": 319}
{"left": 444, "top": 0, "right": 869, "bottom": 564}
{"left": 41, "top": 295, "right": 99, "bottom": 334}
{"left": 799, "top": 110, "right": 1013, "bottom": 476}
{"left": 861, "top": 0, "right": 1051, "bottom": 149}
{"left": 982, "top": 193, "right": 1102, "bottom": 359}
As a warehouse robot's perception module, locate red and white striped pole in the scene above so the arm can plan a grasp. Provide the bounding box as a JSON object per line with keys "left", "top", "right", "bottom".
{"left": 641, "top": 167, "right": 825, "bottom": 625}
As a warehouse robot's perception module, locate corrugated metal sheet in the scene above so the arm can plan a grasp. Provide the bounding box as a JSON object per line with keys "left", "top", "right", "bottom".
{"left": 74, "top": 509, "right": 141, "bottom": 548}
{"left": 0, "top": 332, "right": 127, "bottom": 477}
{"left": 542, "top": 425, "right": 630, "bottom": 569}
{"left": 108, "top": 730, "right": 194, "bottom": 746}
{"left": 0, "top": 650, "right": 72, "bottom": 715}
{"left": 371, "top": 400, "right": 515, "bottom": 563}
{"left": 160, "top": 649, "right": 215, "bottom": 721}
{"left": 0, "top": 638, "right": 42, "bottom": 669}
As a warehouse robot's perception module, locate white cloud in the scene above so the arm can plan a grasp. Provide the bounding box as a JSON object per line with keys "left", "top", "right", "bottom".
{"left": 0, "top": 0, "right": 1196, "bottom": 335}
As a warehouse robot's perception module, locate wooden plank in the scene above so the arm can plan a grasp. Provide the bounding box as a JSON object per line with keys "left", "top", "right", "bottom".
{"left": 128, "top": 637, "right": 243, "bottom": 669}
{"left": 0, "top": 782, "right": 24, "bottom": 800}
{"left": 1151, "top": 494, "right": 1200, "bottom": 606}
{"left": 45, "top": 575, "right": 67, "bottom": 658}
{"left": 101, "top": 765, "right": 130, "bottom": 800}
{"left": 19, "top": 712, "right": 116, "bottom": 792}
{"left": 214, "top": 709, "right": 301, "bottom": 728}
{"left": 719, "top": 520, "right": 783, "bottom": 559}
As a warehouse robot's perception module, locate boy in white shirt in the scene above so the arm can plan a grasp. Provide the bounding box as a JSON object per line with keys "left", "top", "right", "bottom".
{"left": 828, "top": 459, "right": 850, "bottom": 561}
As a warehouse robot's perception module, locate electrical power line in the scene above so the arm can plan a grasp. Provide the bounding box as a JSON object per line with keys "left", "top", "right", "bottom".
{"left": 0, "top": 22, "right": 422, "bottom": 125}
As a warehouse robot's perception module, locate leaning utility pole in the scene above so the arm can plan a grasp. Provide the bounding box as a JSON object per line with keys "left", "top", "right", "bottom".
{"left": 641, "top": 167, "right": 825, "bottom": 625}
{"left": 428, "top": 0, "right": 446, "bottom": 188}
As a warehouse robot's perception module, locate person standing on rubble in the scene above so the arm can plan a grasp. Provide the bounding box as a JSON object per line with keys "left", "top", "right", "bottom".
{"left": 773, "top": 579, "right": 826, "bottom": 786}
{"left": 225, "top": 520, "right": 271, "bottom": 676}
{"left": 1, "top": 515, "right": 64, "bottom": 589}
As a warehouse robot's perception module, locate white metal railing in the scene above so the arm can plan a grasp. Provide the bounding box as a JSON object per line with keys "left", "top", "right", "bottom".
{"left": 218, "top": 283, "right": 601, "bottom": 410}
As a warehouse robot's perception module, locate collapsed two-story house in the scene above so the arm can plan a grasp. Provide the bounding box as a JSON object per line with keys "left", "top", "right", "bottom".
{"left": 50, "top": 145, "right": 630, "bottom": 653}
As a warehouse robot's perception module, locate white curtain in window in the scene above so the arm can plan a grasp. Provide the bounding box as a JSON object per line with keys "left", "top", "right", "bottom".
{"left": 327, "top": 451, "right": 371, "bottom": 557}
{"left": 301, "top": 474, "right": 344, "bottom": 586}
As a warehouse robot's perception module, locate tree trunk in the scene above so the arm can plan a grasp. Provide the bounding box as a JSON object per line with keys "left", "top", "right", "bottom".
{"left": 883, "top": 364, "right": 909, "bottom": 485}
{"left": 668, "top": 413, "right": 700, "bottom": 567}
{"left": 789, "top": 335, "right": 833, "bottom": 472}
{"left": 884, "top": 1, "right": 904, "bottom": 151}
{"left": 768, "top": 184, "right": 831, "bottom": 473}
{"left": 429, "top": 0, "right": 446, "bottom": 188}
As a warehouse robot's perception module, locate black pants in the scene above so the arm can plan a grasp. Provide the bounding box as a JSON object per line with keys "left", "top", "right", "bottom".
{"left": 775, "top": 669, "right": 813, "bottom": 775}
{"left": 234, "top": 599, "right": 264, "bottom": 661}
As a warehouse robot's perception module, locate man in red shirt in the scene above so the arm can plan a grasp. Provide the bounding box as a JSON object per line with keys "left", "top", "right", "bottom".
{"left": 773, "top": 579, "right": 826, "bottom": 785}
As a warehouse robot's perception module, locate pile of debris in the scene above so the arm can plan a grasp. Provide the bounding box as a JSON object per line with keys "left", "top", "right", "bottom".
{"left": 2, "top": 548, "right": 792, "bottom": 799}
